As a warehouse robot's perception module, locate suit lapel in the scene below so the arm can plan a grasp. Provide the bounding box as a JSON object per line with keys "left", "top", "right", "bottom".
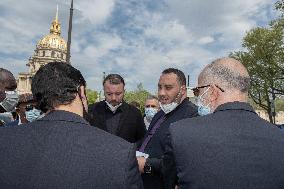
{"left": 147, "top": 110, "right": 165, "bottom": 131}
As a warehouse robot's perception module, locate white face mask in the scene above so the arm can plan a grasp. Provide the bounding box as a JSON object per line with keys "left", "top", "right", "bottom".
{"left": 159, "top": 90, "right": 182, "bottom": 114}
{"left": 0, "top": 90, "right": 19, "bottom": 112}
{"left": 105, "top": 101, "right": 122, "bottom": 113}
{"left": 159, "top": 102, "right": 178, "bottom": 114}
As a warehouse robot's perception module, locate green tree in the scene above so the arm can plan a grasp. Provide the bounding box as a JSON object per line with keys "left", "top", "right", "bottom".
{"left": 275, "top": 98, "right": 284, "bottom": 112}
{"left": 124, "top": 83, "right": 150, "bottom": 113}
{"left": 231, "top": 5, "right": 284, "bottom": 123}
{"left": 276, "top": 0, "right": 284, "bottom": 15}
{"left": 86, "top": 89, "right": 98, "bottom": 105}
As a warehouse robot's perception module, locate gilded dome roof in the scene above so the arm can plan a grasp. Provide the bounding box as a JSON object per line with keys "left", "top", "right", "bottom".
{"left": 37, "top": 34, "right": 67, "bottom": 51}
{"left": 36, "top": 6, "right": 67, "bottom": 52}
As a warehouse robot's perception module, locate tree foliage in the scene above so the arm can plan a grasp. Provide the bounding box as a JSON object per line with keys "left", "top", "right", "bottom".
{"left": 231, "top": 2, "right": 284, "bottom": 123}
{"left": 124, "top": 83, "right": 150, "bottom": 113}
{"left": 86, "top": 89, "right": 98, "bottom": 105}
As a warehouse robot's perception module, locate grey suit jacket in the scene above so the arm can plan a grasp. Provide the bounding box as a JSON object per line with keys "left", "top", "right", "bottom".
{"left": 164, "top": 102, "right": 284, "bottom": 189}
{"left": 0, "top": 110, "right": 143, "bottom": 189}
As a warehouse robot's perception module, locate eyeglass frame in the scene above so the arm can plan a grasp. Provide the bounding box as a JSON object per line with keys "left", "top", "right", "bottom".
{"left": 192, "top": 84, "right": 225, "bottom": 97}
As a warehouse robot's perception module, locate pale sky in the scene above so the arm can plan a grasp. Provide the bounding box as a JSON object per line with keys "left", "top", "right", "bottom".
{"left": 0, "top": 0, "right": 278, "bottom": 93}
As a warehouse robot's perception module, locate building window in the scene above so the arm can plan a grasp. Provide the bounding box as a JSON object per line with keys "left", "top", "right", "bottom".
{"left": 51, "top": 51, "right": 55, "bottom": 58}
{"left": 42, "top": 51, "right": 45, "bottom": 57}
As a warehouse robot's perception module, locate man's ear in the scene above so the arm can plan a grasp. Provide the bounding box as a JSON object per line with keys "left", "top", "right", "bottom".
{"left": 78, "top": 86, "right": 87, "bottom": 100}
{"left": 209, "top": 85, "right": 219, "bottom": 102}
{"left": 180, "top": 85, "right": 187, "bottom": 95}
{"left": 78, "top": 86, "right": 88, "bottom": 112}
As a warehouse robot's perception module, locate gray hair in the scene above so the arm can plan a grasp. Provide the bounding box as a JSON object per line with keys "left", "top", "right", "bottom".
{"left": 199, "top": 59, "right": 250, "bottom": 93}
{"left": 146, "top": 94, "right": 158, "bottom": 101}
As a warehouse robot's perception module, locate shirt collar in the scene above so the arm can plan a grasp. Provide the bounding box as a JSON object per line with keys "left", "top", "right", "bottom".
{"left": 213, "top": 101, "right": 256, "bottom": 114}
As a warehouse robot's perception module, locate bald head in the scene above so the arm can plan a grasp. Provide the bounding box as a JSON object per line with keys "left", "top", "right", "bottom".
{"left": 0, "top": 68, "right": 17, "bottom": 91}
{"left": 199, "top": 57, "right": 250, "bottom": 93}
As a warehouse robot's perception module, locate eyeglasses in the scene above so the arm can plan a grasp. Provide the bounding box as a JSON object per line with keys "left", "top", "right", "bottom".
{"left": 192, "top": 84, "right": 225, "bottom": 97}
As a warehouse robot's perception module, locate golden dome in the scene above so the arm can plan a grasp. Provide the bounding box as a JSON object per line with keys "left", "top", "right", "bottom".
{"left": 37, "top": 34, "right": 67, "bottom": 51}
{"left": 36, "top": 6, "right": 67, "bottom": 52}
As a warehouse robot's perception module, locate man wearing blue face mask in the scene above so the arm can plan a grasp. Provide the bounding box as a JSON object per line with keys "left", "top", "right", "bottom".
{"left": 5, "top": 93, "right": 43, "bottom": 126}
{"left": 144, "top": 95, "right": 160, "bottom": 130}
{"left": 25, "top": 104, "right": 42, "bottom": 122}
{"left": 137, "top": 68, "right": 198, "bottom": 189}
{"left": 194, "top": 82, "right": 224, "bottom": 116}
{"left": 163, "top": 57, "right": 284, "bottom": 189}
{"left": 0, "top": 68, "right": 18, "bottom": 114}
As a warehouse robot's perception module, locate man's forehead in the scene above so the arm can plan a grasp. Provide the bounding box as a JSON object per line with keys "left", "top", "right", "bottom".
{"left": 104, "top": 82, "right": 124, "bottom": 92}
{"left": 145, "top": 99, "right": 158, "bottom": 104}
{"left": 3, "top": 78, "right": 17, "bottom": 91}
{"left": 158, "top": 73, "right": 178, "bottom": 85}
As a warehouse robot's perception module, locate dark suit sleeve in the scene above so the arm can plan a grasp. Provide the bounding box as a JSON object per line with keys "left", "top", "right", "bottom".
{"left": 162, "top": 127, "right": 177, "bottom": 189}
{"left": 125, "top": 144, "right": 144, "bottom": 189}
{"left": 135, "top": 110, "right": 146, "bottom": 142}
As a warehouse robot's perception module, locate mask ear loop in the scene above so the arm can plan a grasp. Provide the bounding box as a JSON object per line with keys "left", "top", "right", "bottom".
{"left": 199, "top": 87, "right": 211, "bottom": 107}
{"left": 77, "top": 85, "right": 88, "bottom": 118}
{"left": 174, "top": 86, "right": 184, "bottom": 104}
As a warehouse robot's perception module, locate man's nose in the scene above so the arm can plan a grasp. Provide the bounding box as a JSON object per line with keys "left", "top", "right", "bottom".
{"left": 158, "top": 88, "right": 166, "bottom": 96}
{"left": 110, "top": 94, "right": 117, "bottom": 101}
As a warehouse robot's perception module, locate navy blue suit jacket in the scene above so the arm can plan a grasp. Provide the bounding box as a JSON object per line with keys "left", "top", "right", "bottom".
{"left": 164, "top": 102, "right": 284, "bottom": 189}
{"left": 0, "top": 110, "right": 143, "bottom": 189}
{"left": 140, "top": 98, "right": 198, "bottom": 189}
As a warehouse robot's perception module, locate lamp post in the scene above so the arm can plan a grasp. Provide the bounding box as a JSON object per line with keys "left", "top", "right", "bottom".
{"left": 66, "top": 0, "right": 73, "bottom": 64}
{"left": 271, "top": 88, "right": 276, "bottom": 124}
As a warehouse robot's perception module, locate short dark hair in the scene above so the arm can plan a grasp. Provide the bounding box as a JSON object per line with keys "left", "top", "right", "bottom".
{"left": 103, "top": 74, "right": 125, "bottom": 86}
{"left": 0, "top": 68, "right": 17, "bottom": 91}
{"left": 31, "top": 62, "right": 86, "bottom": 112}
{"left": 162, "top": 68, "right": 186, "bottom": 86}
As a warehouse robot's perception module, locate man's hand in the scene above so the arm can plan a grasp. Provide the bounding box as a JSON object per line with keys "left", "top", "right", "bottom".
{"left": 136, "top": 156, "right": 146, "bottom": 173}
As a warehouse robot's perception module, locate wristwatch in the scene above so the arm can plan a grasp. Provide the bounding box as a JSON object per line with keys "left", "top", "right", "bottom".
{"left": 143, "top": 159, "right": 152, "bottom": 174}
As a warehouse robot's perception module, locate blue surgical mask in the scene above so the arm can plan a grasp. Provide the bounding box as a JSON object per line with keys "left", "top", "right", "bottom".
{"left": 145, "top": 107, "right": 158, "bottom": 120}
{"left": 197, "top": 87, "right": 211, "bottom": 116}
{"left": 25, "top": 108, "right": 41, "bottom": 122}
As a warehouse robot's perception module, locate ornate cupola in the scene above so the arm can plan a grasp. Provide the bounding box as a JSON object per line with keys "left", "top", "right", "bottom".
{"left": 17, "top": 6, "right": 68, "bottom": 94}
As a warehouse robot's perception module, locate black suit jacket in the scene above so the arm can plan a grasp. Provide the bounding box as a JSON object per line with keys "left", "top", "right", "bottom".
{"left": 164, "top": 102, "right": 284, "bottom": 189}
{"left": 89, "top": 101, "right": 146, "bottom": 143}
{"left": 140, "top": 98, "right": 198, "bottom": 189}
{"left": 0, "top": 110, "right": 143, "bottom": 189}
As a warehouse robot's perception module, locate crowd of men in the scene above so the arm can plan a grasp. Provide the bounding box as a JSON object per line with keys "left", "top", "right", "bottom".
{"left": 0, "top": 57, "right": 283, "bottom": 189}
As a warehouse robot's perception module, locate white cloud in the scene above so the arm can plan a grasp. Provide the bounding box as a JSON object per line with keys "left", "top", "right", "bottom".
{"left": 165, "top": 0, "right": 274, "bottom": 47}
{"left": 0, "top": 0, "right": 278, "bottom": 92}
{"left": 76, "top": 0, "right": 116, "bottom": 25}
{"left": 198, "top": 36, "right": 215, "bottom": 45}
{"left": 81, "top": 32, "right": 122, "bottom": 60}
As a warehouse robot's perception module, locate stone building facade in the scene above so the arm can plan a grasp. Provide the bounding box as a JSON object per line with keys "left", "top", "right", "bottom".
{"left": 17, "top": 8, "right": 67, "bottom": 94}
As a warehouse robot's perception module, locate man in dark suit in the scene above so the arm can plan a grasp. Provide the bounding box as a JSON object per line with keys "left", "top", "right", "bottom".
{"left": 164, "top": 57, "right": 284, "bottom": 189}
{"left": 88, "top": 74, "right": 146, "bottom": 143}
{"left": 0, "top": 62, "right": 143, "bottom": 189}
{"left": 137, "top": 68, "right": 198, "bottom": 189}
